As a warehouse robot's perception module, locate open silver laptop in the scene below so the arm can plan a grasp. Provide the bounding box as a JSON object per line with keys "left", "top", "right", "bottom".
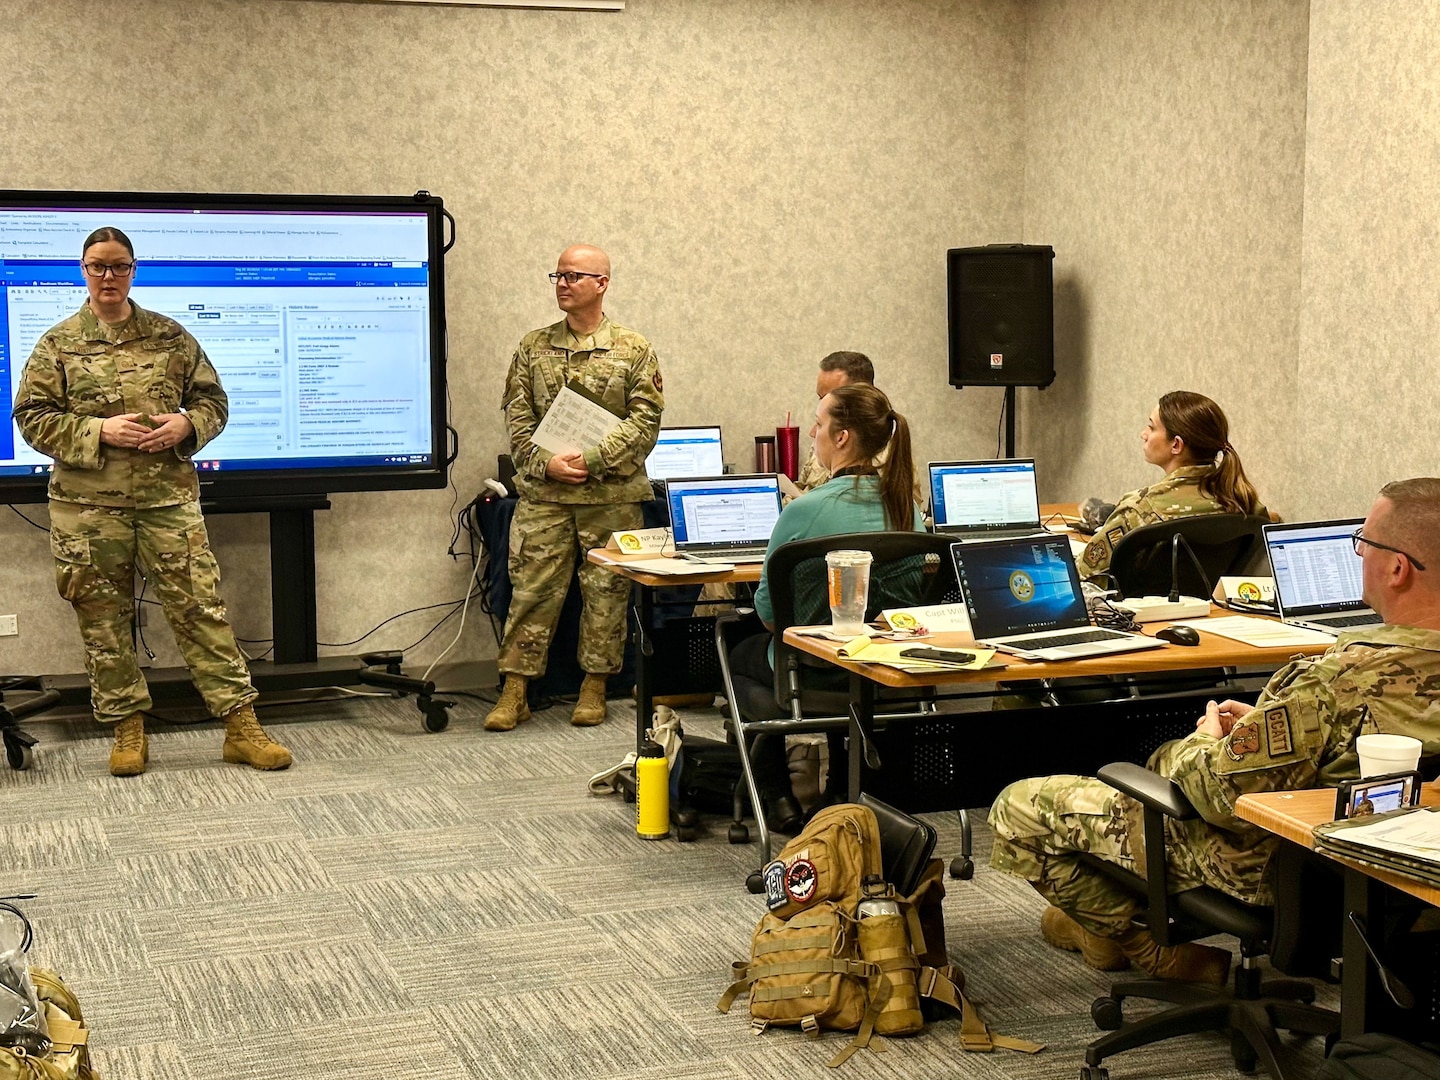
{"left": 928, "top": 458, "right": 1046, "bottom": 540}
{"left": 665, "top": 474, "right": 782, "bottom": 564}
{"left": 1264, "top": 519, "right": 1382, "bottom": 635}
{"left": 950, "top": 535, "right": 1164, "bottom": 661}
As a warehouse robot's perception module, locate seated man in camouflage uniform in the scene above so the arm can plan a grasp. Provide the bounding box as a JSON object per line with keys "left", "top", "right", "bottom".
{"left": 990, "top": 477, "right": 1440, "bottom": 984}
{"left": 485, "top": 244, "right": 663, "bottom": 731}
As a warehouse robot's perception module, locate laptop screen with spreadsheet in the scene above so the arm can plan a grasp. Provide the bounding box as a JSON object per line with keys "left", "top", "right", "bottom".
{"left": 929, "top": 459, "right": 1041, "bottom": 534}
{"left": 1264, "top": 519, "right": 1367, "bottom": 619}
{"left": 645, "top": 426, "right": 724, "bottom": 481}
{"left": 665, "top": 475, "right": 782, "bottom": 551}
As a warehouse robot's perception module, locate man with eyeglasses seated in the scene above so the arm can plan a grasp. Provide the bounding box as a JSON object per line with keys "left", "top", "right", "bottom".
{"left": 989, "top": 477, "right": 1440, "bottom": 985}
{"left": 485, "top": 245, "right": 664, "bottom": 732}
{"left": 793, "top": 351, "right": 875, "bottom": 495}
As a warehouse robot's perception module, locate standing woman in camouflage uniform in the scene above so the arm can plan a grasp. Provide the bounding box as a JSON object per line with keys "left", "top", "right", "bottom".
{"left": 14, "top": 227, "right": 291, "bottom": 776}
{"left": 1079, "top": 391, "right": 1267, "bottom": 582}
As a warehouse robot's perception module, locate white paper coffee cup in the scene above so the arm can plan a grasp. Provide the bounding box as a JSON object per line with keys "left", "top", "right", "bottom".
{"left": 1355, "top": 733, "right": 1423, "bottom": 778}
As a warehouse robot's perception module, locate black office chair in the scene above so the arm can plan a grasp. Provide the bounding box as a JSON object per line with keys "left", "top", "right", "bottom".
{"left": 1, "top": 678, "right": 61, "bottom": 771}
{"left": 1077, "top": 761, "right": 1340, "bottom": 1080}
{"left": 1108, "top": 513, "right": 1271, "bottom": 601}
{"left": 714, "top": 530, "right": 964, "bottom": 889}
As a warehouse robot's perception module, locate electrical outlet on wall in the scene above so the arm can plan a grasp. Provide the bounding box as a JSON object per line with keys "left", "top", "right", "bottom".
{"left": 0, "top": 614, "right": 18, "bottom": 636}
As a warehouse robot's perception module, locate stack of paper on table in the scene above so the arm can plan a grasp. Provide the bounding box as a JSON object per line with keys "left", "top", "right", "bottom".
{"left": 621, "top": 557, "right": 734, "bottom": 575}
{"left": 1172, "top": 614, "right": 1334, "bottom": 648}
{"left": 1313, "top": 806, "right": 1440, "bottom": 887}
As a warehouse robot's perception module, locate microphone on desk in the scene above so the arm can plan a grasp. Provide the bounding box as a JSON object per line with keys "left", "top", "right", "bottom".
{"left": 1169, "top": 532, "right": 1214, "bottom": 604}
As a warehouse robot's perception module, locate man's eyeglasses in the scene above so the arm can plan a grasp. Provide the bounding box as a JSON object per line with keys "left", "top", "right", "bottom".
{"left": 548, "top": 271, "right": 604, "bottom": 285}
{"left": 1351, "top": 528, "right": 1427, "bottom": 571}
{"left": 81, "top": 261, "right": 136, "bottom": 278}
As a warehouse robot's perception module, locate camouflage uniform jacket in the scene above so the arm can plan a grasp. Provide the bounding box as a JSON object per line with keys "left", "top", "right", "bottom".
{"left": 503, "top": 317, "right": 663, "bottom": 505}
{"left": 14, "top": 302, "right": 228, "bottom": 509}
{"left": 1080, "top": 463, "right": 1268, "bottom": 579}
{"left": 1138, "top": 623, "right": 1440, "bottom": 905}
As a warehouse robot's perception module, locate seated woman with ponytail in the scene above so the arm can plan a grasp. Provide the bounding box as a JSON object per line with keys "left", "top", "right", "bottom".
{"left": 1079, "top": 390, "right": 1267, "bottom": 583}
{"left": 728, "top": 384, "right": 923, "bottom": 832}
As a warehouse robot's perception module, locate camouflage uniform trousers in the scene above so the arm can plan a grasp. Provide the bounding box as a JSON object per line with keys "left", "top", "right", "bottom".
{"left": 48, "top": 499, "right": 258, "bottom": 724}
{"left": 498, "top": 499, "right": 641, "bottom": 677}
{"left": 989, "top": 774, "right": 1154, "bottom": 938}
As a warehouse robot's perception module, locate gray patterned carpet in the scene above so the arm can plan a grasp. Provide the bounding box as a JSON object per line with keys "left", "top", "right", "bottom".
{"left": 1, "top": 691, "right": 1335, "bottom": 1079}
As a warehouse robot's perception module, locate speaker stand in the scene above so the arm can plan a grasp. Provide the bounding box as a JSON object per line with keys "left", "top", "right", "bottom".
{"left": 1004, "top": 385, "right": 1017, "bottom": 458}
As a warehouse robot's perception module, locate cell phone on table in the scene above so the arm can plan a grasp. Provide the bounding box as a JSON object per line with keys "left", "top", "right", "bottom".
{"left": 1334, "top": 770, "right": 1423, "bottom": 819}
{"left": 899, "top": 647, "right": 976, "bottom": 665}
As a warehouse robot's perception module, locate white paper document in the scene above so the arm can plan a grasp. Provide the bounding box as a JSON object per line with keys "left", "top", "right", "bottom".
{"left": 1172, "top": 614, "right": 1334, "bottom": 648}
{"left": 1330, "top": 807, "right": 1440, "bottom": 861}
{"left": 532, "top": 385, "right": 622, "bottom": 455}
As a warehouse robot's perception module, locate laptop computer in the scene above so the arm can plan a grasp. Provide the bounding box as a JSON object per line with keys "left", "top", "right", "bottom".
{"left": 928, "top": 458, "right": 1046, "bottom": 539}
{"left": 950, "top": 535, "right": 1165, "bottom": 661}
{"left": 1263, "top": 518, "right": 1382, "bottom": 635}
{"left": 665, "top": 474, "right": 783, "bottom": 564}
{"left": 646, "top": 425, "right": 724, "bottom": 481}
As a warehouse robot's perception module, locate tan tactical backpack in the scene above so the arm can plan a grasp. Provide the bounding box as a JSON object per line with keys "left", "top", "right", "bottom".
{"left": 0, "top": 969, "right": 97, "bottom": 1080}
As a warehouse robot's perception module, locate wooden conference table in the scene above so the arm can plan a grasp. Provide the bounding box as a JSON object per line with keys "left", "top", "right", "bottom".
{"left": 782, "top": 614, "right": 1332, "bottom": 804}
{"left": 1237, "top": 786, "right": 1440, "bottom": 1039}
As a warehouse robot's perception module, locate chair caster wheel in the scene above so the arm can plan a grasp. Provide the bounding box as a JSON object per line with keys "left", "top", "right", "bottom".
{"left": 728, "top": 822, "right": 749, "bottom": 844}
{"left": 676, "top": 824, "right": 696, "bottom": 842}
{"left": 1090, "top": 996, "right": 1123, "bottom": 1031}
{"left": 746, "top": 870, "right": 765, "bottom": 894}
{"left": 5, "top": 739, "right": 33, "bottom": 771}
{"left": 1079, "top": 1066, "right": 1109, "bottom": 1080}
{"left": 949, "top": 856, "right": 974, "bottom": 880}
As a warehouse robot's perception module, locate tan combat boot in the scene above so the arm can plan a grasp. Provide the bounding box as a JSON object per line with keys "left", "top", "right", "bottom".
{"left": 1115, "top": 926, "right": 1232, "bottom": 987}
{"left": 221, "top": 703, "right": 293, "bottom": 770}
{"left": 109, "top": 714, "right": 148, "bottom": 777}
{"left": 484, "top": 675, "right": 530, "bottom": 732}
{"left": 1040, "top": 906, "right": 1129, "bottom": 971}
{"left": 571, "top": 673, "right": 608, "bottom": 726}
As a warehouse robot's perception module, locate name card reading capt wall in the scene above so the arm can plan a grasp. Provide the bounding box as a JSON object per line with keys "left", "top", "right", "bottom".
{"left": 605, "top": 527, "right": 672, "bottom": 554}
{"left": 881, "top": 603, "right": 973, "bottom": 635}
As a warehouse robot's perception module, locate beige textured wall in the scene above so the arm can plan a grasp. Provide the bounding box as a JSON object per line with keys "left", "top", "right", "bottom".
{"left": 0, "top": 0, "right": 1025, "bottom": 679}
{"left": 1293, "top": 0, "right": 1440, "bottom": 518}
{"left": 1021, "top": 0, "right": 1311, "bottom": 514}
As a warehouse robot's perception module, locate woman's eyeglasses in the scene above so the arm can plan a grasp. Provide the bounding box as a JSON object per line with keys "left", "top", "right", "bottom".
{"left": 81, "top": 261, "right": 135, "bottom": 278}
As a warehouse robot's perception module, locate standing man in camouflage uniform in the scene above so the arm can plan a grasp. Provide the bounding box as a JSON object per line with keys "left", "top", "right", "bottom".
{"left": 990, "top": 478, "right": 1440, "bottom": 983}
{"left": 485, "top": 244, "right": 663, "bottom": 731}
{"left": 793, "top": 352, "right": 874, "bottom": 495}
{"left": 14, "top": 226, "right": 291, "bottom": 776}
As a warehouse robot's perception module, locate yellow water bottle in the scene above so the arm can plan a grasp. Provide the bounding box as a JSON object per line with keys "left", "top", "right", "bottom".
{"left": 635, "top": 740, "right": 670, "bottom": 840}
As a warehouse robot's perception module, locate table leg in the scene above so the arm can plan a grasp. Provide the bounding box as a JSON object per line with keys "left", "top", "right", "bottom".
{"left": 633, "top": 581, "right": 654, "bottom": 754}
{"left": 1341, "top": 867, "right": 1390, "bottom": 1039}
{"left": 847, "top": 672, "right": 877, "bottom": 803}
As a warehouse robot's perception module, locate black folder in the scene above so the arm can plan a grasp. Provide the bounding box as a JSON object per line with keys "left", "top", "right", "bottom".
{"left": 859, "top": 793, "right": 938, "bottom": 896}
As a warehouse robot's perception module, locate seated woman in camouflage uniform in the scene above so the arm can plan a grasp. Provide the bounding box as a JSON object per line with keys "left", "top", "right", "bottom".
{"left": 14, "top": 227, "right": 291, "bottom": 777}
{"left": 1079, "top": 391, "right": 1267, "bottom": 583}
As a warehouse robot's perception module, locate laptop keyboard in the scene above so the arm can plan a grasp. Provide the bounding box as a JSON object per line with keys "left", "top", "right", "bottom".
{"left": 1027, "top": 628, "right": 1130, "bottom": 648}
{"left": 1323, "top": 613, "right": 1383, "bottom": 628}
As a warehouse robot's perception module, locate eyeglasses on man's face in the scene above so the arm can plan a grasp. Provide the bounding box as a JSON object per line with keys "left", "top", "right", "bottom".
{"left": 82, "top": 261, "right": 136, "bottom": 278}
{"left": 1351, "top": 528, "right": 1427, "bottom": 571}
{"left": 548, "top": 271, "right": 604, "bottom": 285}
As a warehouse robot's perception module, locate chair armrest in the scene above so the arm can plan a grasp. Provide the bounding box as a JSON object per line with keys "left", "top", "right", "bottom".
{"left": 1098, "top": 761, "right": 1198, "bottom": 821}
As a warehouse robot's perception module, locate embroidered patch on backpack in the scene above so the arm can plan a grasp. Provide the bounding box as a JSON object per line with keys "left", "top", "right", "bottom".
{"left": 763, "top": 860, "right": 788, "bottom": 910}
{"left": 1264, "top": 706, "right": 1293, "bottom": 757}
{"left": 785, "top": 858, "right": 818, "bottom": 904}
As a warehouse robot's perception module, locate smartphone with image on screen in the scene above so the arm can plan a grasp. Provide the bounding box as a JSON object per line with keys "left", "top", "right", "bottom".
{"left": 1334, "top": 770, "right": 1423, "bottom": 819}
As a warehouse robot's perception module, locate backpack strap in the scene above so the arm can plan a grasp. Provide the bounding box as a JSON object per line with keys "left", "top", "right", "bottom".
{"left": 825, "top": 970, "right": 892, "bottom": 1068}
{"left": 917, "top": 966, "right": 1044, "bottom": 1055}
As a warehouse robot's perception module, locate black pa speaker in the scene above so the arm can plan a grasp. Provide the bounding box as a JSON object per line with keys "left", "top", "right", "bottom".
{"left": 947, "top": 244, "right": 1055, "bottom": 388}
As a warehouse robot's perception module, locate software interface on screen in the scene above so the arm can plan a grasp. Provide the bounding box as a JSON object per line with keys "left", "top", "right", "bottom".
{"left": 930, "top": 460, "right": 1039, "bottom": 529}
{"left": 951, "top": 537, "right": 1085, "bottom": 636}
{"left": 667, "top": 477, "right": 781, "bottom": 546}
{"left": 0, "top": 205, "right": 434, "bottom": 479}
{"left": 646, "top": 427, "right": 724, "bottom": 481}
{"left": 1266, "top": 521, "right": 1365, "bottom": 612}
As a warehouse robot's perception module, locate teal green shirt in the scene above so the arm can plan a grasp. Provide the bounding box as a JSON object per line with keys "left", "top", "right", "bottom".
{"left": 754, "top": 474, "right": 925, "bottom": 631}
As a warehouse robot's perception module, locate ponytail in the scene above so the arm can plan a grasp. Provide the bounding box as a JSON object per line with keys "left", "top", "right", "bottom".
{"left": 879, "top": 412, "right": 916, "bottom": 531}
{"left": 1157, "top": 391, "right": 1261, "bottom": 516}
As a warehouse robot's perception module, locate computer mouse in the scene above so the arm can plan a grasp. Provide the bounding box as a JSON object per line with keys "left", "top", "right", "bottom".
{"left": 1156, "top": 625, "right": 1201, "bottom": 647}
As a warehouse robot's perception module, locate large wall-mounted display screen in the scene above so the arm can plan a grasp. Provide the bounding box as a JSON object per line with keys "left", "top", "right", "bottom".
{"left": 0, "top": 190, "right": 448, "bottom": 504}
